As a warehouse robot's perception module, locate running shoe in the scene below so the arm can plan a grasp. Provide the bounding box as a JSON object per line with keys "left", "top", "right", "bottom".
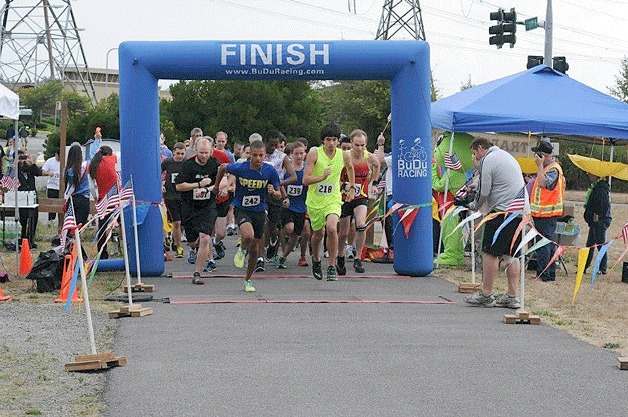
{"left": 326, "top": 265, "right": 338, "bottom": 281}
{"left": 236, "top": 238, "right": 242, "bottom": 247}
{"left": 277, "top": 256, "right": 287, "bottom": 269}
{"left": 227, "top": 224, "right": 237, "bottom": 236}
{"left": 464, "top": 291, "right": 495, "bottom": 307}
{"left": 345, "top": 244, "right": 354, "bottom": 260}
{"left": 298, "top": 256, "right": 308, "bottom": 267}
{"left": 192, "top": 272, "right": 204, "bottom": 285}
{"left": 175, "top": 246, "right": 184, "bottom": 258}
{"left": 203, "top": 260, "right": 217, "bottom": 272}
{"left": 187, "top": 249, "right": 197, "bottom": 265}
{"left": 353, "top": 258, "right": 365, "bottom": 273}
{"left": 234, "top": 248, "right": 248, "bottom": 268}
{"left": 494, "top": 294, "right": 521, "bottom": 309}
{"left": 312, "top": 258, "right": 323, "bottom": 280}
{"left": 244, "top": 279, "right": 256, "bottom": 292}
{"left": 336, "top": 256, "right": 347, "bottom": 276}
{"left": 266, "top": 238, "right": 279, "bottom": 260}
{"left": 214, "top": 241, "right": 226, "bottom": 260}
{"left": 255, "top": 258, "right": 265, "bottom": 272}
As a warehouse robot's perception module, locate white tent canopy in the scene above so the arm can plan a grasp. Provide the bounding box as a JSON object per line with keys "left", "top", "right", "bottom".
{"left": 0, "top": 83, "right": 19, "bottom": 120}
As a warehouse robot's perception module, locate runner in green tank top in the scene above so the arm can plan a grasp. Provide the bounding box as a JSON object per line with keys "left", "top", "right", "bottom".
{"left": 303, "top": 122, "right": 355, "bottom": 281}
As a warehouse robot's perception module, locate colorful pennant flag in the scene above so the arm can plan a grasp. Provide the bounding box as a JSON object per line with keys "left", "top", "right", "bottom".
{"left": 591, "top": 240, "right": 613, "bottom": 287}
{"left": 397, "top": 207, "right": 418, "bottom": 238}
{"left": 622, "top": 221, "right": 628, "bottom": 244}
{"left": 444, "top": 152, "right": 463, "bottom": 171}
{"left": 572, "top": 248, "right": 590, "bottom": 305}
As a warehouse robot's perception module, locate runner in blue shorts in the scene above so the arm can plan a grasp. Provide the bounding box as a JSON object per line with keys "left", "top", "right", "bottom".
{"left": 215, "top": 140, "right": 281, "bottom": 292}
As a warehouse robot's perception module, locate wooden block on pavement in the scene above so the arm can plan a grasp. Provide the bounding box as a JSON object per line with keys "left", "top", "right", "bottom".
{"left": 458, "top": 282, "right": 481, "bottom": 293}
{"left": 617, "top": 357, "right": 628, "bottom": 370}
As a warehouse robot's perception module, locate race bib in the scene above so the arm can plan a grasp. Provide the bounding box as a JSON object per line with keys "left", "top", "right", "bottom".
{"left": 193, "top": 187, "right": 212, "bottom": 200}
{"left": 242, "top": 195, "right": 261, "bottom": 207}
{"left": 343, "top": 182, "right": 361, "bottom": 197}
{"left": 53, "top": 172, "right": 60, "bottom": 179}
{"left": 170, "top": 173, "right": 178, "bottom": 183}
{"left": 286, "top": 184, "right": 303, "bottom": 197}
{"left": 317, "top": 183, "right": 334, "bottom": 195}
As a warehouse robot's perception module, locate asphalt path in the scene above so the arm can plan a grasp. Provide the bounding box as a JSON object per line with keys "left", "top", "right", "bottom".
{"left": 103, "top": 235, "right": 627, "bottom": 417}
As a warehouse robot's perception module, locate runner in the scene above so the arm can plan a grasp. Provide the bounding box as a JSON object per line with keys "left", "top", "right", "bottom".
{"left": 175, "top": 137, "right": 221, "bottom": 284}
{"left": 337, "top": 129, "right": 380, "bottom": 275}
{"left": 215, "top": 140, "right": 281, "bottom": 292}
{"left": 161, "top": 142, "right": 186, "bottom": 258}
{"left": 277, "top": 141, "right": 308, "bottom": 269}
{"left": 256, "top": 130, "right": 296, "bottom": 272}
{"left": 303, "top": 122, "right": 355, "bottom": 281}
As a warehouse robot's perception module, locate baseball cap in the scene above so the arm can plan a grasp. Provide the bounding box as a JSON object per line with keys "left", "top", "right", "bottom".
{"left": 531, "top": 138, "right": 554, "bottom": 155}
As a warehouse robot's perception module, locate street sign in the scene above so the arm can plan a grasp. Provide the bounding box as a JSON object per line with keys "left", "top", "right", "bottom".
{"left": 525, "top": 17, "right": 538, "bottom": 31}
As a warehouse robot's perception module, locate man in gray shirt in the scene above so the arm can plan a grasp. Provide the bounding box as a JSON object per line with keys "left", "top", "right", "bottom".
{"left": 465, "top": 137, "right": 525, "bottom": 309}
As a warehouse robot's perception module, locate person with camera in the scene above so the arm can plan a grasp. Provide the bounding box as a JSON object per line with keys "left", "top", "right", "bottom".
{"left": 16, "top": 150, "right": 42, "bottom": 248}
{"left": 41, "top": 149, "right": 61, "bottom": 231}
{"left": 527, "top": 138, "right": 565, "bottom": 282}
{"left": 463, "top": 137, "right": 525, "bottom": 309}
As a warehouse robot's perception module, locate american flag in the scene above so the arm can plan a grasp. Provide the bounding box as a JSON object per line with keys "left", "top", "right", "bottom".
{"left": 444, "top": 152, "right": 463, "bottom": 171}
{"left": 622, "top": 221, "right": 628, "bottom": 244}
{"left": 95, "top": 183, "right": 119, "bottom": 219}
{"left": 505, "top": 187, "right": 526, "bottom": 213}
{"left": 60, "top": 199, "right": 77, "bottom": 247}
{"left": 94, "top": 180, "right": 134, "bottom": 218}
{"left": 376, "top": 180, "right": 386, "bottom": 192}
{"left": 0, "top": 175, "right": 19, "bottom": 191}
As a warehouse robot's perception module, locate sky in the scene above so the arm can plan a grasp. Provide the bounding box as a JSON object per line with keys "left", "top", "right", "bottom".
{"left": 70, "top": 0, "right": 628, "bottom": 98}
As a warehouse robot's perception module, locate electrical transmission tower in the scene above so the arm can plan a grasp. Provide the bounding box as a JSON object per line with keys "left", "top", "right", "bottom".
{"left": 376, "top": 0, "right": 426, "bottom": 41}
{"left": 0, "top": 0, "right": 97, "bottom": 105}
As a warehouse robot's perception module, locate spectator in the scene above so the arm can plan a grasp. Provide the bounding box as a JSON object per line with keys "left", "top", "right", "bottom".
{"left": 527, "top": 138, "right": 565, "bottom": 282}
{"left": 160, "top": 131, "right": 173, "bottom": 160}
{"left": 17, "top": 150, "right": 41, "bottom": 248}
{"left": 583, "top": 174, "right": 611, "bottom": 275}
{"left": 89, "top": 146, "right": 118, "bottom": 259}
{"left": 41, "top": 149, "right": 61, "bottom": 230}
{"left": 64, "top": 144, "right": 91, "bottom": 239}
{"left": 464, "top": 137, "right": 524, "bottom": 309}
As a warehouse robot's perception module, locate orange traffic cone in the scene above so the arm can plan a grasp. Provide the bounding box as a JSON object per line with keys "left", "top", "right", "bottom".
{"left": 0, "top": 284, "right": 11, "bottom": 302}
{"left": 18, "top": 238, "right": 33, "bottom": 276}
{"left": 55, "top": 254, "right": 83, "bottom": 304}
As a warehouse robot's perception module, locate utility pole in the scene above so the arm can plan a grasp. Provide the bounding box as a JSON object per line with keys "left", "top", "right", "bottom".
{"left": 0, "top": 0, "right": 97, "bottom": 106}
{"left": 376, "top": 0, "right": 426, "bottom": 41}
{"left": 544, "top": 0, "right": 553, "bottom": 67}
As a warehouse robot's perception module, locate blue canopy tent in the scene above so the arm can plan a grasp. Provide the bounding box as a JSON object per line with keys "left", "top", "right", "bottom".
{"left": 432, "top": 65, "right": 628, "bottom": 143}
{"left": 429, "top": 65, "right": 628, "bottom": 270}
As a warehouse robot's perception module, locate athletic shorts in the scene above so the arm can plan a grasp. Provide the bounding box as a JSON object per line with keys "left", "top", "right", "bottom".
{"left": 164, "top": 198, "right": 183, "bottom": 222}
{"left": 234, "top": 207, "right": 266, "bottom": 239}
{"left": 340, "top": 198, "right": 368, "bottom": 219}
{"left": 216, "top": 200, "right": 231, "bottom": 218}
{"left": 182, "top": 202, "right": 217, "bottom": 245}
{"left": 281, "top": 208, "right": 306, "bottom": 236}
{"left": 482, "top": 212, "right": 522, "bottom": 257}
{"left": 267, "top": 199, "right": 282, "bottom": 229}
{"left": 307, "top": 201, "right": 342, "bottom": 232}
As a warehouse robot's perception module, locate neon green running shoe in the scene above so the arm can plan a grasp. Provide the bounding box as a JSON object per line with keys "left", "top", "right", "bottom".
{"left": 244, "top": 279, "right": 256, "bottom": 292}
{"left": 234, "top": 247, "right": 248, "bottom": 268}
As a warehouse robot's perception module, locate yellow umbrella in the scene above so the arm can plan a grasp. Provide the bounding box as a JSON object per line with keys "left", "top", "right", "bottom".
{"left": 567, "top": 154, "right": 627, "bottom": 179}
{"left": 515, "top": 157, "right": 538, "bottom": 175}
{"left": 613, "top": 165, "right": 628, "bottom": 181}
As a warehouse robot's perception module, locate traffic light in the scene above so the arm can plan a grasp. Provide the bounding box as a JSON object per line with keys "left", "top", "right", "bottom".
{"left": 527, "top": 55, "right": 544, "bottom": 69}
{"left": 553, "top": 56, "right": 569, "bottom": 74}
{"left": 489, "top": 8, "right": 516, "bottom": 49}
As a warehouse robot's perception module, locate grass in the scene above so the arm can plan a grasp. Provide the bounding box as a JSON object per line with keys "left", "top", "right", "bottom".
{"left": 435, "top": 189, "right": 628, "bottom": 356}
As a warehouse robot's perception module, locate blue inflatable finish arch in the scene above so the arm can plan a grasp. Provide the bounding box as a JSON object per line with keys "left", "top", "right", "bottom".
{"left": 118, "top": 40, "right": 432, "bottom": 277}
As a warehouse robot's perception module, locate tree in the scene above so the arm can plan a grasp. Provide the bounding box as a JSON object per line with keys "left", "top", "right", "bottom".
{"left": 162, "top": 80, "right": 321, "bottom": 143}
{"left": 460, "top": 75, "right": 474, "bottom": 91}
{"left": 315, "top": 80, "right": 391, "bottom": 147}
{"left": 608, "top": 56, "right": 628, "bottom": 103}
{"left": 18, "top": 81, "right": 64, "bottom": 124}
{"left": 430, "top": 70, "right": 441, "bottom": 102}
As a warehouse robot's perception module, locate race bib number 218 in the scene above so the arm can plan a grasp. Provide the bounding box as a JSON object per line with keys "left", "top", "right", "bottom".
{"left": 317, "top": 183, "right": 333, "bottom": 194}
